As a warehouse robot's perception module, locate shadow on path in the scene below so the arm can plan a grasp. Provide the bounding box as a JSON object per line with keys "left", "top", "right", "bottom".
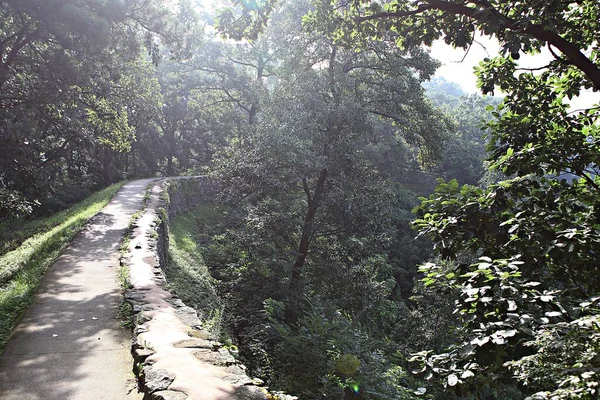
{"left": 0, "top": 178, "right": 155, "bottom": 400}
{"left": 0, "top": 292, "right": 128, "bottom": 399}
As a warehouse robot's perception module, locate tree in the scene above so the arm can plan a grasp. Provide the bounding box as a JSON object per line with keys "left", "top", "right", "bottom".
{"left": 216, "top": 0, "right": 450, "bottom": 321}
{"left": 203, "top": 2, "right": 464, "bottom": 397}
{"left": 219, "top": 0, "right": 600, "bottom": 397}
{"left": 0, "top": 0, "right": 199, "bottom": 216}
{"left": 331, "top": 1, "right": 600, "bottom": 398}
{"left": 149, "top": 33, "right": 268, "bottom": 176}
{"left": 220, "top": 0, "right": 600, "bottom": 89}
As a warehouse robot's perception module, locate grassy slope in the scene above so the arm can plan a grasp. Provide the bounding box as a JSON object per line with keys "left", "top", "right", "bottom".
{"left": 166, "top": 204, "right": 225, "bottom": 336}
{"left": 0, "top": 182, "right": 124, "bottom": 348}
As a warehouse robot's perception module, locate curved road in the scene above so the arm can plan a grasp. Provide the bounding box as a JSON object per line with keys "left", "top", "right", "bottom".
{"left": 0, "top": 179, "right": 154, "bottom": 400}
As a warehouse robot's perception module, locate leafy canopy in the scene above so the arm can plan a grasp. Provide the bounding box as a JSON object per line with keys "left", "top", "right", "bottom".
{"left": 218, "top": 0, "right": 600, "bottom": 398}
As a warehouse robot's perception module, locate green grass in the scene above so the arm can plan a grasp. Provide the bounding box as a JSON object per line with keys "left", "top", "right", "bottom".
{"left": 0, "top": 182, "right": 125, "bottom": 349}
{"left": 166, "top": 204, "right": 227, "bottom": 337}
{"left": 117, "top": 300, "right": 134, "bottom": 330}
{"left": 0, "top": 184, "right": 120, "bottom": 256}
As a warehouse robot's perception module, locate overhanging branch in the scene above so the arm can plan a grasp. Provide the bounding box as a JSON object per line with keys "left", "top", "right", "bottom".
{"left": 355, "top": 0, "right": 600, "bottom": 90}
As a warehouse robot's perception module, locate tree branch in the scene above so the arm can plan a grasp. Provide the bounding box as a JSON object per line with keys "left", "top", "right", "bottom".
{"left": 356, "top": 0, "right": 600, "bottom": 90}
{"left": 355, "top": 5, "right": 433, "bottom": 23}
{"left": 227, "top": 57, "right": 259, "bottom": 69}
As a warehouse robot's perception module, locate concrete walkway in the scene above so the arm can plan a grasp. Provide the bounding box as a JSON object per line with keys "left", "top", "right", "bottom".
{"left": 0, "top": 179, "right": 154, "bottom": 400}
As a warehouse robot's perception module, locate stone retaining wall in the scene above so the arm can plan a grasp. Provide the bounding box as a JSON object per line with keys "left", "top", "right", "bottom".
{"left": 120, "top": 177, "right": 295, "bottom": 400}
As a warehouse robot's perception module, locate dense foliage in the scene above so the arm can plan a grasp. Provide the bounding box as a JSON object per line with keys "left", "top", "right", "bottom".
{"left": 5, "top": 0, "right": 599, "bottom": 398}
{"left": 330, "top": 1, "right": 600, "bottom": 399}
{"left": 0, "top": 0, "right": 203, "bottom": 217}
{"left": 218, "top": 0, "right": 600, "bottom": 398}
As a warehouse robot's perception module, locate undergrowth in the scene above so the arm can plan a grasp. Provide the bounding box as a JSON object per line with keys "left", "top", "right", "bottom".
{"left": 0, "top": 182, "right": 125, "bottom": 349}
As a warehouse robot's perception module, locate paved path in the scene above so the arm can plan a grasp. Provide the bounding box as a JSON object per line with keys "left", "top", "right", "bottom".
{"left": 0, "top": 179, "right": 154, "bottom": 400}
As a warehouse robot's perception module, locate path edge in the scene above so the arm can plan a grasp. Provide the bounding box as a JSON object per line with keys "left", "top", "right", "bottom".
{"left": 120, "top": 177, "right": 297, "bottom": 400}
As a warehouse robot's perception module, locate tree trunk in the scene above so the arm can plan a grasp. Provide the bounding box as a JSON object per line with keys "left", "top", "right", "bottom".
{"left": 247, "top": 56, "right": 264, "bottom": 125}
{"left": 101, "top": 148, "right": 111, "bottom": 185}
{"left": 132, "top": 144, "right": 137, "bottom": 178}
{"left": 166, "top": 129, "right": 175, "bottom": 176}
{"left": 248, "top": 103, "right": 258, "bottom": 125}
{"left": 285, "top": 168, "right": 328, "bottom": 324}
{"left": 166, "top": 154, "right": 173, "bottom": 176}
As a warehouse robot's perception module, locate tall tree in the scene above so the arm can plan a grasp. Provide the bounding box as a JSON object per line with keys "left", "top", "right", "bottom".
{"left": 215, "top": 0, "right": 450, "bottom": 323}
{"left": 328, "top": 1, "right": 600, "bottom": 398}
{"left": 219, "top": 0, "right": 600, "bottom": 397}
